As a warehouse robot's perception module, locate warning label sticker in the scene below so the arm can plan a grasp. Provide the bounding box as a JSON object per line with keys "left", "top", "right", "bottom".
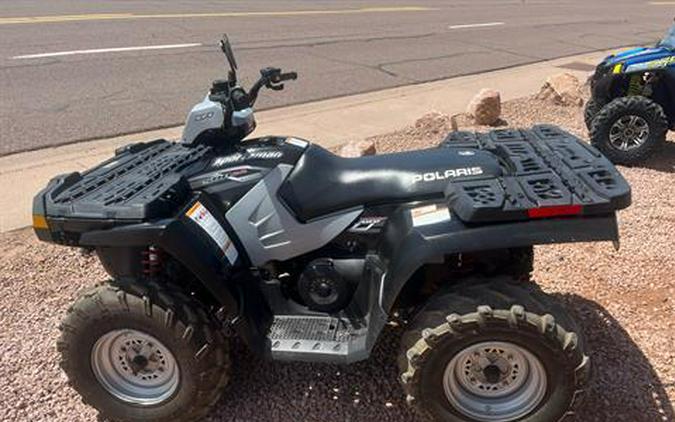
{"left": 410, "top": 204, "right": 451, "bottom": 227}
{"left": 186, "top": 201, "right": 238, "bottom": 264}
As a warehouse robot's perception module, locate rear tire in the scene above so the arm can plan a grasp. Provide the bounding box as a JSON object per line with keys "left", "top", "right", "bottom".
{"left": 398, "top": 276, "right": 588, "bottom": 422}
{"left": 589, "top": 96, "right": 667, "bottom": 165}
{"left": 57, "top": 279, "right": 231, "bottom": 422}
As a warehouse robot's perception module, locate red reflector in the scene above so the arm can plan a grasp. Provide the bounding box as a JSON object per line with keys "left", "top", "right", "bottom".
{"left": 527, "top": 205, "right": 583, "bottom": 219}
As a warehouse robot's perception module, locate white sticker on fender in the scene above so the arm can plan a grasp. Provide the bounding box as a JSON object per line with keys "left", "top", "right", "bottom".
{"left": 186, "top": 201, "right": 238, "bottom": 264}
{"left": 410, "top": 204, "right": 451, "bottom": 227}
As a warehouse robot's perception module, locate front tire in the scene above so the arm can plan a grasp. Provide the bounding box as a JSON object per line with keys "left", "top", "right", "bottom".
{"left": 399, "top": 277, "right": 588, "bottom": 422}
{"left": 589, "top": 96, "right": 668, "bottom": 165}
{"left": 57, "top": 279, "right": 231, "bottom": 422}
{"left": 583, "top": 98, "right": 603, "bottom": 130}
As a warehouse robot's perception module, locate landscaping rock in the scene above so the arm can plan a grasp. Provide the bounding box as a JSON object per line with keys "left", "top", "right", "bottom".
{"left": 414, "top": 112, "right": 451, "bottom": 137}
{"left": 337, "top": 140, "right": 376, "bottom": 157}
{"left": 536, "top": 73, "right": 584, "bottom": 106}
{"left": 467, "top": 89, "right": 502, "bottom": 125}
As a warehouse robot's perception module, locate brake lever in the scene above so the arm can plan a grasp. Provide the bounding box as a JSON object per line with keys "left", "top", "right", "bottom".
{"left": 269, "top": 83, "right": 284, "bottom": 91}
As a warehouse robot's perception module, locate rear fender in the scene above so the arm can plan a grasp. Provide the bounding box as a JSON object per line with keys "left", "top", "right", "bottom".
{"left": 378, "top": 206, "right": 619, "bottom": 312}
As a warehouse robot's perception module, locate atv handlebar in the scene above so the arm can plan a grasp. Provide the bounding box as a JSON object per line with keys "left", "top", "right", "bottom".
{"left": 271, "top": 71, "right": 297, "bottom": 83}
{"left": 248, "top": 67, "right": 297, "bottom": 106}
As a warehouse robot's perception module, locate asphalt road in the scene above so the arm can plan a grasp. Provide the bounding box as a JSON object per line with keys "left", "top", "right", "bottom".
{"left": 0, "top": 0, "right": 672, "bottom": 155}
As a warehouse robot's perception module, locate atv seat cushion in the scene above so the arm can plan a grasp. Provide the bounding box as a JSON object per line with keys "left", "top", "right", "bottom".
{"left": 278, "top": 144, "right": 501, "bottom": 222}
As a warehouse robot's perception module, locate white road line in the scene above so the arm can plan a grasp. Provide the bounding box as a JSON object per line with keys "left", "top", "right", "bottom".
{"left": 11, "top": 43, "right": 202, "bottom": 59}
{"left": 448, "top": 22, "right": 505, "bottom": 30}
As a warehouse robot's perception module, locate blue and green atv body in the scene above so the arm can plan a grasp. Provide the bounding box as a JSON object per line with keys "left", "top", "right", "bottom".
{"left": 586, "top": 24, "right": 675, "bottom": 165}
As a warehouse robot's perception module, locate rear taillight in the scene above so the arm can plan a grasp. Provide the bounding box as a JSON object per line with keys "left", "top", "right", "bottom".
{"left": 527, "top": 205, "right": 582, "bottom": 219}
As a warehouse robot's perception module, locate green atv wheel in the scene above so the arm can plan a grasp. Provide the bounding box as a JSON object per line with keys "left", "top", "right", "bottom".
{"left": 399, "top": 276, "right": 589, "bottom": 422}
{"left": 583, "top": 98, "right": 603, "bottom": 130}
{"left": 589, "top": 96, "right": 668, "bottom": 165}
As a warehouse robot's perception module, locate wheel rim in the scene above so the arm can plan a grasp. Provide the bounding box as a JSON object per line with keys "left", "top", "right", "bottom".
{"left": 608, "top": 115, "right": 650, "bottom": 151}
{"left": 443, "top": 341, "right": 547, "bottom": 421}
{"left": 91, "top": 329, "right": 180, "bottom": 406}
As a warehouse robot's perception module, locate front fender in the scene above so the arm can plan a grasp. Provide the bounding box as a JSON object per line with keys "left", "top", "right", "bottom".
{"left": 80, "top": 201, "right": 240, "bottom": 318}
{"left": 590, "top": 71, "right": 624, "bottom": 103}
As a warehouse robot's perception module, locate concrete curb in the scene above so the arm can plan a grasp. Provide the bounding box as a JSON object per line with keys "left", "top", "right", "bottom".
{"left": 0, "top": 48, "right": 614, "bottom": 232}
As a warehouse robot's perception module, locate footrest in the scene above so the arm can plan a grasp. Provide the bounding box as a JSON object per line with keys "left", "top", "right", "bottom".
{"left": 267, "top": 316, "right": 366, "bottom": 363}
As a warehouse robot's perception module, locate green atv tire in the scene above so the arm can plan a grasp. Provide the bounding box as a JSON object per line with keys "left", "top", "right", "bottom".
{"left": 589, "top": 96, "right": 668, "bottom": 165}
{"left": 583, "top": 98, "right": 603, "bottom": 130}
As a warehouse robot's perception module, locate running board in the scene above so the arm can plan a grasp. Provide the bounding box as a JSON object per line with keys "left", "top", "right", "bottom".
{"left": 267, "top": 315, "right": 368, "bottom": 363}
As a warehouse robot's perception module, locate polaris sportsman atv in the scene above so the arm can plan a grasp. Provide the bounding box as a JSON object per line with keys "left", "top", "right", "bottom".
{"left": 34, "top": 36, "right": 631, "bottom": 422}
{"left": 586, "top": 22, "right": 675, "bottom": 165}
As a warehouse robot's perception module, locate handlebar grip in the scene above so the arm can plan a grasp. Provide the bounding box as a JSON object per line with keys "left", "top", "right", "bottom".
{"left": 273, "top": 72, "right": 297, "bottom": 83}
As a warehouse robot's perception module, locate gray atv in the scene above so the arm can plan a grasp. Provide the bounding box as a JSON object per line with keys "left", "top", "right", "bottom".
{"left": 34, "top": 36, "right": 631, "bottom": 422}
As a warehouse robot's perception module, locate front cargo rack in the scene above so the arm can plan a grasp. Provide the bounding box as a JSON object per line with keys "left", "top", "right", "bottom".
{"left": 440, "top": 125, "right": 631, "bottom": 223}
{"left": 40, "top": 140, "right": 210, "bottom": 220}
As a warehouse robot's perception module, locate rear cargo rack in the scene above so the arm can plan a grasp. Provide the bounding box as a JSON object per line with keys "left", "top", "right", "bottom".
{"left": 441, "top": 125, "right": 631, "bottom": 223}
{"left": 42, "top": 140, "right": 210, "bottom": 220}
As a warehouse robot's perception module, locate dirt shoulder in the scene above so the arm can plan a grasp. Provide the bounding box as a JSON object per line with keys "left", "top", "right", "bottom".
{"left": 1, "top": 96, "right": 673, "bottom": 422}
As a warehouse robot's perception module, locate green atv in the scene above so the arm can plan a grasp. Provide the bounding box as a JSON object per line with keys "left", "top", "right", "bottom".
{"left": 586, "top": 23, "right": 675, "bottom": 165}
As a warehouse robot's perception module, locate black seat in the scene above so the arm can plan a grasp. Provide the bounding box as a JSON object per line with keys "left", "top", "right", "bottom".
{"left": 278, "top": 144, "right": 502, "bottom": 221}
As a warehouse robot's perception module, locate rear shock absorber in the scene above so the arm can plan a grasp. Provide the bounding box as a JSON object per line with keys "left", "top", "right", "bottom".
{"left": 141, "top": 246, "right": 163, "bottom": 278}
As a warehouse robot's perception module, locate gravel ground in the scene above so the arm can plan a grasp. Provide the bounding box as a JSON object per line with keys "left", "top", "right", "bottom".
{"left": 1, "top": 96, "right": 674, "bottom": 422}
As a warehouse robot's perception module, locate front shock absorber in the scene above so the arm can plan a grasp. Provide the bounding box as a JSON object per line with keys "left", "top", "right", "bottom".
{"left": 627, "top": 74, "right": 644, "bottom": 96}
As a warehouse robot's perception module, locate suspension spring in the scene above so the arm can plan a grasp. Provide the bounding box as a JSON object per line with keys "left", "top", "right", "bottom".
{"left": 627, "top": 74, "right": 643, "bottom": 96}
{"left": 141, "top": 246, "right": 163, "bottom": 277}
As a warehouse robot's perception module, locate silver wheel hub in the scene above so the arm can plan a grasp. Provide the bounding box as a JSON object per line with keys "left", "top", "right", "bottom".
{"left": 443, "top": 341, "right": 547, "bottom": 421}
{"left": 609, "top": 115, "right": 650, "bottom": 151}
{"left": 91, "top": 329, "right": 179, "bottom": 405}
